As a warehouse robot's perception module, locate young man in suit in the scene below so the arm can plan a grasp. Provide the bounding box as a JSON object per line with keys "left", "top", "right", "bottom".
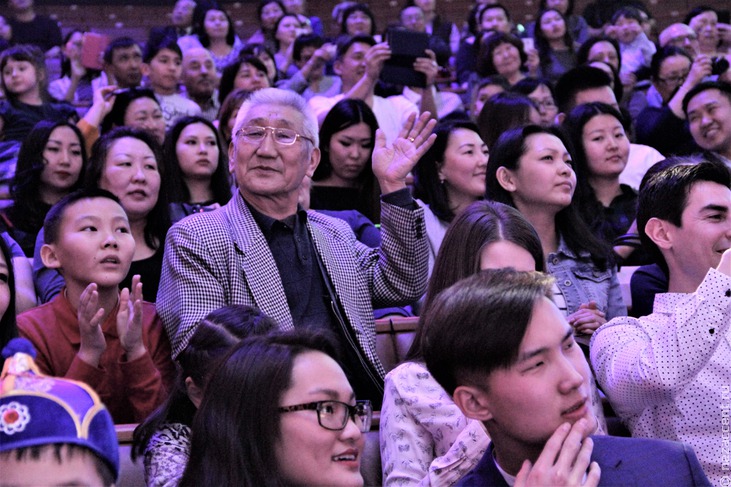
{"left": 423, "top": 269, "right": 710, "bottom": 486}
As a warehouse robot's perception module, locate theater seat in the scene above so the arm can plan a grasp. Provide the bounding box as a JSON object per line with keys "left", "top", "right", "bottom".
{"left": 375, "top": 316, "right": 419, "bottom": 373}
{"left": 116, "top": 424, "right": 145, "bottom": 487}
{"left": 360, "top": 413, "right": 382, "bottom": 486}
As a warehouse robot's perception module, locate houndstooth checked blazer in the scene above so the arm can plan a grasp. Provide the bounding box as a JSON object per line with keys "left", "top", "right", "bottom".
{"left": 157, "top": 191, "right": 429, "bottom": 377}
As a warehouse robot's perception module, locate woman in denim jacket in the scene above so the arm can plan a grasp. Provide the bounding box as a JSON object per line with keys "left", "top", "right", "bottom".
{"left": 486, "top": 125, "right": 626, "bottom": 340}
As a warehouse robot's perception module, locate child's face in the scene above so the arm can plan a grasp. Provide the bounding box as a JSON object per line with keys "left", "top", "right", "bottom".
{"left": 0, "top": 446, "right": 109, "bottom": 487}
{"left": 615, "top": 16, "right": 641, "bottom": 44}
{"left": 45, "top": 197, "right": 135, "bottom": 291}
{"left": 39, "top": 125, "right": 84, "bottom": 202}
{"left": 0, "top": 249, "right": 10, "bottom": 322}
{"left": 146, "top": 48, "right": 182, "bottom": 93}
{"left": 1, "top": 58, "right": 38, "bottom": 97}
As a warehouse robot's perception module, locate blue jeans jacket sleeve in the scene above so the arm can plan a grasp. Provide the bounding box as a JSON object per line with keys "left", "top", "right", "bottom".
{"left": 547, "top": 240, "right": 627, "bottom": 320}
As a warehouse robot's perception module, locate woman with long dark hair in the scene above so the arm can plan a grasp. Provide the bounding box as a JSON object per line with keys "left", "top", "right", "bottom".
{"left": 133, "top": 305, "right": 277, "bottom": 487}
{"left": 412, "top": 119, "right": 489, "bottom": 275}
{"left": 486, "top": 125, "right": 626, "bottom": 337}
{"left": 163, "top": 116, "right": 232, "bottom": 224}
{"left": 178, "top": 3, "right": 244, "bottom": 73}
{"left": 180, "top": 330, "right": 372, "bottom": 486}
{"left": 2, "top": 120, "right": 86, "bottom": 256}
{"left": 310, "top": 99, "right": 380, "bottom": 224}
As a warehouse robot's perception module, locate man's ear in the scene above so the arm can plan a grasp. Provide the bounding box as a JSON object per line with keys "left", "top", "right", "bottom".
{"left": 555, "top": 112, "right": 566, "bottom": 125}
{"left": 452, "top": 385, "right": 494, "bottom": 422}
{"left": 333, "top": 59, "right": 343, "bottom": 76}
{"left": 305, "top": 147, "right": 321, "bottom": 178}
{"left": 140, "top": 62, "right": 151, "bottom": 77}
{"left": 644, "top": 217, "right": 674, "bottom": 250}
{"left": 496, "top": 166, "right": 516, "bottom": 192}
{"left": 40, "top": 244, "right": 62, "bottom": 269}
{"left": 228, "top": 143, "right": 236, "bottom": 174}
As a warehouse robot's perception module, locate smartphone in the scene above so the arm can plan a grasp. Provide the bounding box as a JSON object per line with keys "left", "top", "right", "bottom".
{"left": 81, "top": 33, "right": 110, "bottom": 71}
{"left": 521, "top": 37, "right": 535, "bottom": 52}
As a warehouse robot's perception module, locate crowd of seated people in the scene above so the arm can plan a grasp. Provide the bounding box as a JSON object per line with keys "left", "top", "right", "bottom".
{"left": 0, "top": 0, "right": 730, "bottom": 485}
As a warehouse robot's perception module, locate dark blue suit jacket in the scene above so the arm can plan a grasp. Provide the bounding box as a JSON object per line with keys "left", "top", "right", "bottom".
{"left": 457, "top": 436, "right": 711, "bottom": 486}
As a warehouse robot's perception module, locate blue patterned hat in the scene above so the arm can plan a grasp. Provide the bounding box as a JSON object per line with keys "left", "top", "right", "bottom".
{"left": 0, "top": 338, "right": 119, "bottom": 480}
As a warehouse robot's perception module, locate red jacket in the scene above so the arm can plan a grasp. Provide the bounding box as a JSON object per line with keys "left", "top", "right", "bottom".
{"left": 18, "top": 290, "right": 176, "bottom": 423}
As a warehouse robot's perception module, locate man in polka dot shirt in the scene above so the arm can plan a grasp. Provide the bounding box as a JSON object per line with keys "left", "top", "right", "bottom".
{"left": 591, "top": 157, "right": 731, "bottom": 485}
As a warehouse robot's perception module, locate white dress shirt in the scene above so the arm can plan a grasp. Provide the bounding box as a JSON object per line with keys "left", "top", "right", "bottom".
{"left": 591, "top": 268, "right": 731, "bottom": 485}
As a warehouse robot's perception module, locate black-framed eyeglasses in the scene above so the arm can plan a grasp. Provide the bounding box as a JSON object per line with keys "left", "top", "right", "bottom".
{"left": 236, "top": 125, "right": 314, "bottom": 146}
{"left": 657, "top": 72, "right": 689, "bottom": 86}
{"left": 278, "top": 400, "right": 372, "bottom": 433}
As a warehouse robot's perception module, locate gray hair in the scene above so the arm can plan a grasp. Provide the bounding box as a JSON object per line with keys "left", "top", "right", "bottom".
{"left": 233, "top": 88, "right": 320, "bottom": 149}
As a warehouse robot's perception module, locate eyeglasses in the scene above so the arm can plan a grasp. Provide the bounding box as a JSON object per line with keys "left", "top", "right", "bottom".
{"left": 236, "top": 125, "right": 314, "bottom": 146}
{"left": 278, "top": 400, "right": 372, "bottom": 433}
{"left": 530, "top": 99, "right": 557, "bottom": 110}
{"left": 657, "top": 72, "right": 689, "bottom": 85}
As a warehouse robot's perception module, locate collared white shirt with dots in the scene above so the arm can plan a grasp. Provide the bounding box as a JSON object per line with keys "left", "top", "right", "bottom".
{"left": 591, "top": 267, "right": 731, "bottom": 485}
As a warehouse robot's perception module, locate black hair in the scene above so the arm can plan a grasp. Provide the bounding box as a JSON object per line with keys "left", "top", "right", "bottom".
{"left": 611, "top": 6, "right": 644, "bottom": 25}
{"left": 478, "top": 91, "right": 537, "bottom": 150}
{"left": 576, "top": 36, "right": 622, "bottom": 73}
{"left": 0, "top": 44, "right": 48, "bottom": 102}
{"left": 256, "top": 0, "right": 286, "bottom": 32}
{"left": 85, "top": 127, "right": 170, "bottom": 250}
{"left": 534, "top": 8, "right": 575, "bottom": 74}
{"left": 477, "top": 3, "right": 511, "bottom": 27}
{"left": 649, "top": 45, "right": 693, "bottom": 81}
{"left": 217, "top": 88, "right": 254, "bottom": 145}
{"left": 162, "top": 116, "right": 232, "bottom": 206}
{"left": 218, "top": 55, "right": 269, "bottom": 105}
{"left": 132, "top": 304, "right": 277, "bottom": 462}
{"left": 555, "top": 65, "right": 613, "bottom": 114}
{"left": 60, "top": 30, "right": 100, "bottom": 80}
{"left": 102, "top": 37, "right": 140, "bottom": 65}
{"left": 43, "top": 188, "right": 122, "bottom": 245}
{"left": 637, "top": 157, "right": 730, "bottom": 270}
{"left": 423, "top": 269, "right": 554, "bottom": 395}
{"left": 143, "top": 36, "right": 182, "bottom": 64}
{"left": 408, "top": 201, "right": 544, "bottom": 360}
{"left": 336, "top": 34, "right": 376, "bottom": 61}
{"left": 179, "top": 330, "right": 340, "bottom": 486}
{"left": 100, "top": 87, "right": 161, "bottom": 135}
{"left": 192, "top": 3, "right": 236, "bottom": 48}
{"left": 683, "top": 6, "right": 716, "bottom": 27}
{"left": 0, "top": 235, "right": 17, "bottom": 350}
{"left": 511, "top": 76, "right": 557, "bottom": 100}
{"left": 293, "top": 33, "right": 324, "bottom": 62}
{"left": 0, "top": 444, "right": 115, "bottom": 487}
{"left": 340, "top": 3, "right": 377, "bottom": 36}
{"left": 485, "top": 124, "right": 611, "bottom": 269}
{"left": 563, "top": 102, "right": 631, "bottom": 236}
{"left": 9, "top": 121, "right": 87, "bottom": 238}
{"left": 682, "top": 81, "right": 731, "bottom": 116}
{"left": 413, "top": 119, "right": 484, "bottom": 223}
{"left": 476, "top": 32, "right": 527, "bottom": 78}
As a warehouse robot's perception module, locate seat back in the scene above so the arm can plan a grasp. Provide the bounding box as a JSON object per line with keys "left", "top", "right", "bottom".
{"left": 375, "top": 316, "right": 419, "bottom": 373}
{"left": 116, "top": 424, "right": 145, "bottom": 487}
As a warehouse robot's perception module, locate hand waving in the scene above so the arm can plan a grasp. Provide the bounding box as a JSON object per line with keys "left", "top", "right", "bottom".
{"left": 372, "top": 111, "right": 437, "bottom": 194}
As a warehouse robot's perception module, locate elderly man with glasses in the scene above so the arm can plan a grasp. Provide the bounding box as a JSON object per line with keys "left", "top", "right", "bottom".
{"left": 158, "top": 88, "right": 435, "bottom": 408}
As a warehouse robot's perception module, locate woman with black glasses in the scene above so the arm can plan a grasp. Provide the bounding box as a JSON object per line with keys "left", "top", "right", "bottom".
{"left": 180, "top": 330, "right": 372, "bottom": 487}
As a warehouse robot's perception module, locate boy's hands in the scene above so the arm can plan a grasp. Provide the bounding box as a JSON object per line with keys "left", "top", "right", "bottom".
{"left": 515, "top": 419, "right": 600, "bottom": 487}
{"left": 77, "top": 283, "right": 106, "bottom": 367}
{"left": 117, "top": 275, "right": 146, "bottom": 362}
